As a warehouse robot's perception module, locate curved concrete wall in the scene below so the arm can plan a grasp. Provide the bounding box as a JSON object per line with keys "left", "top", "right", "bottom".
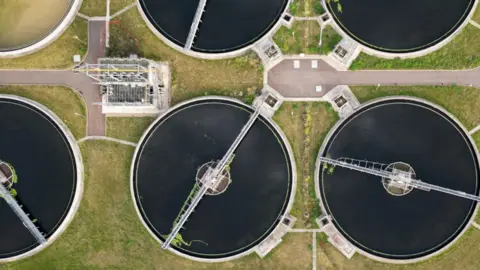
{"left": 130, "top": 96, "right": 297, "bottom": 262}
{"left": 324, "top": 0, "right": 479, "bottom": 59}
{"left": 136, "top": 0, "right": 291, "bottom": 59}
{"left": 0, "top": 94, "right": 84, "bottom": 263}
{"left": 314, "top": 95, "right": 480, "bottom": 264}
{"left": 0, "top": 0, "right": 83, "bottom": 58}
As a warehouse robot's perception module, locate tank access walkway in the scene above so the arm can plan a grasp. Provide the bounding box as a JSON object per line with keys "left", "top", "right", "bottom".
{"left": 267, "top": 58, "right": 480, "bottom": 99}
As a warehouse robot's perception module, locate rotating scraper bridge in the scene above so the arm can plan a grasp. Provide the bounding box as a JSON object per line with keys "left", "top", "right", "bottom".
{"left": 162, "top": 102, "right": 262, "bottom": 249}
{"left": 2, "top": 13, "right": 480, "bottom": 267}
{"left": 184, "top": 0, "right": 208, "bottom": 51}
{"left": 319, "top": 157, "right": 480, "bottom": 202}
{"left": 0, "top": 163, "right": 46, "bottom": 245}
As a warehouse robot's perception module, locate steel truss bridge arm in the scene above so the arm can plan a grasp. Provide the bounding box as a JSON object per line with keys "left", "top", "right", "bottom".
{"left": 318, "top": 156, "right": 480, "bottom": 202}
{"left": 0, "top": 183, "right": 46, "bottom": 244}
{"left": 184, "top": 0, "right": 208, "bottom": 51}
{"left": 162, "top": 105, "right": 262, "bottom": 249}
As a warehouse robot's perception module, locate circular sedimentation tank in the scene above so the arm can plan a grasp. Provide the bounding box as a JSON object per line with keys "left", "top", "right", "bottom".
{"left": 0, "top": 95, "right": 83, "bottom": 261}
{"left": 0, "top": 0, "right": 82, "bottom": 57}
{"left": 137, "top": 0, "right": 289, "bottom": 56}
{"left": 316, "top": 97, "right": 479, "bottom": 262}
{"left": 327, "top": 0, "right": 476, "bottom": 54}
{"left": 132, "top": 97, "right": 294, "bottom": 260}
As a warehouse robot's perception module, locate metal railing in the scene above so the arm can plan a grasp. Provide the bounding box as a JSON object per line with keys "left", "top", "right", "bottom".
{"left": 319, "top": 156, "right": 480, "bottom": 202}
{"left": 0, "top": 183, "right": 46, "bottom": 243}
{"left": 184, "top": 0, "right": 208, "bottom": 51}
{"left": 162, "top": 105, "right": 262, "bottom": 249}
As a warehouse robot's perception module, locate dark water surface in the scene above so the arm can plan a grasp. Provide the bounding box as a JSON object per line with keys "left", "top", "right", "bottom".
{"left": 134, "top": 100, "right": 292, "bottom": 258}
{"left": 0, "top": 99, "right": 76, "bottom": 258}
{"left": 139, "top": 0, "right": 288, "bottom": 53}
{"left": 320, "top": 100, "right": 479, "bottom": 259}
{"left": 328, "top": 0, "right": 474, "bottom": 52}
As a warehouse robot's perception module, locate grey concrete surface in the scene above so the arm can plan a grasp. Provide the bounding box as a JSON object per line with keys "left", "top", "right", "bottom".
{"left": 268, "top": 59, "right": 480, "bottom": 98}
{"left": 0, "top": 20, "right": 106, "bottom": 136}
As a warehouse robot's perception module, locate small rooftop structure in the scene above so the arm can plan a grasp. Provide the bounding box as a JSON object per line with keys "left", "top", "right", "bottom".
{"left": 317, "top": 216, "right": 355, "bottom": 259}
{"left": 321, "top": 85, "right": 360, "bottom": 118}
{"left": 252, "top": 38, "right": 283, "bottom": 69}
{"left": 328, "top": 37, "right": 361, "bottom": 70}
{"left": 75, "top": 57, "right": 171, "bottom": 116}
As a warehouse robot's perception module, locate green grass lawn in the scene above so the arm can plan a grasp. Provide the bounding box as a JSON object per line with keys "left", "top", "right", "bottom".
{"left": 289, "top": 0, "right": 325, "bottom": 16}
{"left": 473, "top": 132, "right": 480, "bottom": 225}
{"left": 350, "top": 25, "right": 480, "bottom": 70}
{"left": 3, "top": 140, "right": 315, "bottom": 269}
{"left": 350, "top": 85, "right": 480, "bottom": 130}
{"left": 106, "top": 117, "right": 155, "bottom": 142}
{"left": 473, "top": 4, "right": 480, "bottom": 23}
{"left": 274, "top": 102, "right": 338, "bottom": 228}
{"left": 313, "top": 86, "right": 480, "bottom": 269}
{"left": 0, "top": 18, "right": 88, "bottom": 69}
{"left": 110, "top": 0, "right": 135, "bottom": 15}
{"left": 317, "top": 228, "right": 480, "bottom": 270}
{"left": 79, "top": 0, "right": 107, "bottom": 17}
{"left": 114, "top": 8, "right": 263, "bottom": 105}
{"left": 273, "top": 22, "right": 340, "bottom": 55}
{"left": 68, "top": 0, "right": 134, "bottom": 17}
{"left": 318, "top": 26, "right": 342, "bottom": 55}
{"left": 0, "top": 85, "right": 86, "bottom": 139}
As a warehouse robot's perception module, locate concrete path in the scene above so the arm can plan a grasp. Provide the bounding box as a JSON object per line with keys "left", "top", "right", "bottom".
{"left": 470, "top": 20, "right": 480, "bottom": 30}
{"left": 0, "top": 70, "right": 104, "bottom": 136}
{"left": 77, "top": 136, "right": 137, "bottom": 147}
{"left": 111, "top": 2, "right": 137, "bottom": 19}
{"left": 268, "top": 59, "right": 480, "bottom": 98}
{"left": 470, "top": 125, "right": 480, "bottom": 135}
{"left": 472, "top": 221, "right": 480, "bottom": 230}
{"left": 0, "top": 20, "right": 107, "bottom": 136}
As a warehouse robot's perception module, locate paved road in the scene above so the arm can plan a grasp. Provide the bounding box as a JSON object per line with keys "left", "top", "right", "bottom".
{"left": 0, "top": 20, "right": 106, "bottom": 136}
{"left": 0, "top": 70, "right": 104, "bottom": 136}
{"left": 2, "top": 23, "right": 480, "bottom": 134}
{"left": 268, "top": 59, "right": 480, "bottom": 98}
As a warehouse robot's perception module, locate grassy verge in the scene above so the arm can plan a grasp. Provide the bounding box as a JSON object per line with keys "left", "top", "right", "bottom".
{"left": 106, "top": 117, "right": 155, "bottom": 142}
{"left": 110, "top": 0, "right": 135, "bottom": 15}
{"left": 473, "top": 5, "right": 480, "bottom": 23}
{"left": 0, "top": 85, "right": 86, "bottom": 139}
{"left": 351, "top": 85, "right": 480, "bottom": 130}
{"left": 274, "top": 22, "right": 340, "bottom": 55}
{"left": 350, "top": 25, "right": 480, "bottom": 70}
{"left": 274, "top": 102, "right": 338, "bottom": 228}
{"left": 4, "top": 140, "right": 314, "bottom": 269}
{"left": 107, "top": 22, "right": 140, "bottom": 57}
{"left": 476, "top": 209, "right": 480, "bottom": 224}
{"left": 79, "top": 0, "right": 107, "bottom": 17}
{"left": 319, "top": 26, "right": 342, "bottom": 55}
{"left": 289, "top": 0, "right": 325, "bottom": 16}
{"left": 0, "top": 18, "right": 88, "bottom": 69}
{"left": 114, "top": 8, "right": 263, "bottom": 105}
{"left": 311, "top": 86, "right": 480, "bottom": 268}
{"left": 317, "top": 228, "right": 480, "bottom": 269}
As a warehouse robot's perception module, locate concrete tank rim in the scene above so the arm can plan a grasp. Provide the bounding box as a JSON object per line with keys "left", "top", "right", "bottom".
{"left": 323, "top": 0, "right": 479, "bottom": 59}
{"left": 0, "top": 0, "right": 83, "bottom": 58}
{"left": 0, "top": 94, "right": 84, "bottom": 263}
{"left": 314, "top": 95, "right": 480, "bottom": 264}
{"left": 130, "top": 95, "right": 297, "bottom": 262}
